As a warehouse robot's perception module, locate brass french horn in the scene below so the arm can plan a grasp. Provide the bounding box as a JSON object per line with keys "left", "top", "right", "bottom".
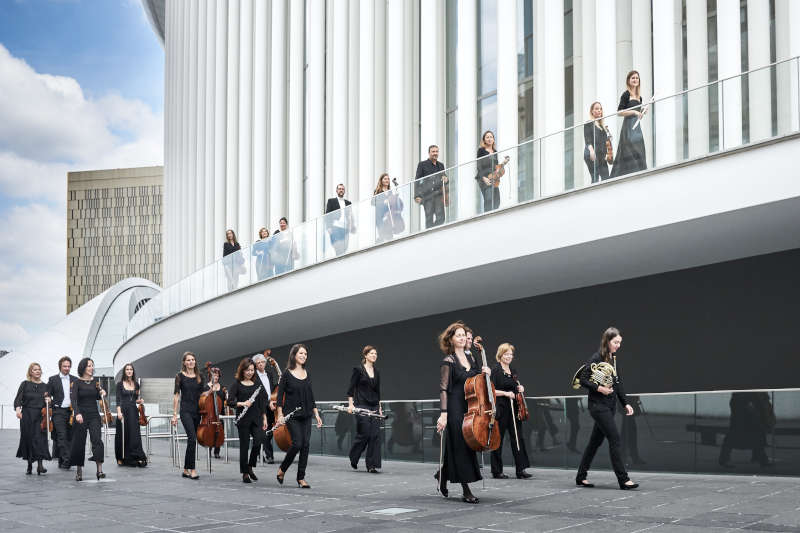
{"left": 571, "top": 361, "right": 617, "bottom": 390}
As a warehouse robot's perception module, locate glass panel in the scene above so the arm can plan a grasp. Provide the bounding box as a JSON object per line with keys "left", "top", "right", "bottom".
{"left": 623, "top": 393, "right": 695, "bottom": 474}
{"left": 772, "top": 390, "right": 800, "bottom": 475}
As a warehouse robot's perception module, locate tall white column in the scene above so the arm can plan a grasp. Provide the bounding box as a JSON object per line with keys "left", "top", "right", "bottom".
{"left": 347, "top": 1, "right": 360, "bottom": 199}
{"left": 596, "top": 0, "right": 618, "bottom": 164}
{"left": 358, "top": 0, "right": 376, "bottom": 199}
{"left": 203, "top": 0, "right": 217, "bottom": 266}
{"left": 496, "top": 0, "right": 518, "bottom": 203}
{"left": 616, "top": 0, "right": 632, "bottom": 88}
{"left": 775, "top": 0, "right": 800, "bottom": 134}
{"left": 456, "top": 0, "right": 478, "bottom": 217}
{"left": 328, "top": 0, "right": 349, "bottom": 202}
{"left": 386, "top": 0, "right": 408, "bottom": 181}
{"left": 373, "top": 0, "right": 387, "bottom": 181}
{"left": 631, "top": 0, "right": 652, "bottom": 167}
{"left": 253, "top": 0, "right": 269, "bottom": 233}
{"left": 652, "top": 0, "right": 680, "bottom": 166}
{"left": 195, "top": 0, "right": 207, "bottom": 268}
{"left": 179, "top": 2, "right": 190, "bottom": 278}
{"left": 535, "top": 0, "right": 564, "bottom": 196}
{"left": 305, "top": 0, "right": 325, "bottom": 220}
{"left": 213, "top": 0, "right": 228, "bottom": 260}
{"left": 747, "top": 0, "right": 772, "bottom": 143}
{"left": 686, "top": 0, "right": 709, "bottom": 158}
{"left": 163, "top": 1, "right": 173, "bottom": 283}
{"left": 187, "top": 1, "right": 199, "bottom": 272}
{"left": 238, "top": 0, "right": 253, "bottom": 244}
{"left": 287, "top": 0, "right": 305, "bottom": 222}
{"left": 269, "top": 0, "right": 287, "bottom": 226}
{"left": 419, "top": 0, "right": 446, "bottom": 172}
{"left": 225, "top": 0, "right": 240, "bottom": 232}
{"left": 716, "top": 0, "right": 742, "bottom": 149}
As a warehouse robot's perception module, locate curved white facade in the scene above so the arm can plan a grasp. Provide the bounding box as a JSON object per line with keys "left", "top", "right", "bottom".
{"left": 157, "top": 0, "right": 800, "bottom": 284}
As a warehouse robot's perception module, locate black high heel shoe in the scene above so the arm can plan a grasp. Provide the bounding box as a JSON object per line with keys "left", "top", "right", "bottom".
{"left": 619, "top": 481, "right": 639, "bottom": 490}
{"left": 242, "top": 473, "right": 252, "bottom": 483}
{"left": 576, "top": 479, "right": 594, "bottom": 487}
{"left": 96, "top": 471, "right": 106, "bottom": 480}
{"left": 37, "top": 464, "right": 47, "bottom": 475}
{"left": 297, "top": 480, "right": 311, "bottom": 489}
{"left": 75, "top": 467, "right": 82, "bottom": 482}
{"left": 276, "top": 469, "right": 285, "bottom": 485}
{"left": 247, "top": 467, "right": 258, "bottom": 481}
{"left": 26, "top": 463, "right": 32, "bottom": 475}
{"left": 434, "top": 471, "right": 448, "bottom": 497}
{"left": 461, "top": 488, "right": 479, "bottom": 504}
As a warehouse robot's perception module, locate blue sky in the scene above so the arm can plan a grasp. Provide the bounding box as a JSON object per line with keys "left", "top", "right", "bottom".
{"left": 0, "top": 0, "right": 164, "bottom": 349}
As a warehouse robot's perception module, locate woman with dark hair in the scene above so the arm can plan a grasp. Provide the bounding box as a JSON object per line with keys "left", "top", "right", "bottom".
{"left": 275, "top": 344, "right": 323, "bottom": 488}
{"left": 435, "top": 322, "right": 491, "bottom": 504}
{"left": 271, "top": 217, "right": 299, "bottom": 275}
{"left": 14, "top": 362, "right": 51, "bottom": 475}
{"left": 490, "top": 344, "right": 532, "bottom": 479}
{"left": 575, "top": 327, "right": 639, "bottom": 490}
{"left": 208, "top": 368, "right": 228, "bottom": 459}
{"left": 373, "top": 173, "right": 405, "bottom": 243}
{"left": 223, "top": 229, "right": 244, "bottom": 291}
{"left": 583, "top": 101, "right": 612, "bottom": 183}
{"left": 171, "top": 352, "right": 212, "bottom": 479}
{"left": 114, "top": 363, "right": 147, "bottom": 467}
{"left": 69, "top": 357, "right": 106, "bottom": 481}
{"left": 252, "top": 227, "right": 273, "bottom": 281}
{"left": 227, "top": 358, "right": 267, "bottom": 483}
{"left": 610, "top": 71, "right": 648, "bottom": 178}
{"left": 347, "top": 345, "right": 383, "bottom": 473}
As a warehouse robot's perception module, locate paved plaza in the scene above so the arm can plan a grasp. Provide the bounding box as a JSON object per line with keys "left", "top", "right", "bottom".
{"left": 1, "top": 429, "right": 799, "bottom": 533}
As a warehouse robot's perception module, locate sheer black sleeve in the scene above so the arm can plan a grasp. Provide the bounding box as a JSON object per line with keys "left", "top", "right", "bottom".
{"left": 346, "top": 367, "right": 359, "bottom": 398}
{"left": 13, "top": 381, "right": 26, "bottom": 409}
{"left": 617, "top": 90, "right": 630, "bottom": 111}
{"left": 116, "top": 381, "right": 123, "bottom": 406}
{"left": 439, "top": 357, "right": 453, "bottom": 412}
{"left": 173, "top": 374, "right": 181, "bottom": 395}
{"left": 276, "top": 374, "right": 287, "bottom": 409}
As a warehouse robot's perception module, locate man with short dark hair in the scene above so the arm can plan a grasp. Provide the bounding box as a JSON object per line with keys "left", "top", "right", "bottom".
{"left": 325, "top": 184, "right": 355, "bottom": 256}
{"left": 47, "top": 356, "right": 77, "bottom": 468}
{"left": 414, "top": 145, "right": 447, "bottom": 228}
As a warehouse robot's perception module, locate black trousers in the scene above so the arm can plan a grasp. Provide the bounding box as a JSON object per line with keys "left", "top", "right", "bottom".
{"left": 349, "top": 413, "right": 381, "bottom": 470}
{"left": 422, "top": 195, "right": 445, "bottom": 228}
{"left": 481, "top": 186, "right": 500, "bottom": 212}
{"left": 280, "top": 417, "right": 312, "bottom": 481}
{"left": 576, "top": 405, "right": 629, "bottom": 484}
{"left": 584, "top": 154, "right": 610, "bottom": 183}
{"left": 180, "top": 411, "right": 200, "bottom": 470}
{"left": 490, "top": 409, "right": 530, "bottom": 475}
{"left": 69, "top": 413, "right": 103, "bottom": 467}
{"left": 237, "top": 418, "right": 263, "bottom": 474}
{"left": 256, "top": 408, "right": 275, "bottom": 460}
{"left": 52, "top": 408, "right": 72, "bottom": 464}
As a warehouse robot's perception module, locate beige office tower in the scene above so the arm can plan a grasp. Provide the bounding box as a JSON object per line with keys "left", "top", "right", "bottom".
{"left": 66, "top": 166, "right": 163, "bottom": 313}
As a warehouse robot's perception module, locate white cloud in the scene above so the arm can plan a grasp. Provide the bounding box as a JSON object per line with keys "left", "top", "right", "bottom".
{"left": 0, "top": 42, "right": 163, "bottom": 348}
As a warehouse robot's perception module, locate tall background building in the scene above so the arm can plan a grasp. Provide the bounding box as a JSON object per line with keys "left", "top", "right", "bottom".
{"left": 66, "top": 166, "right": 163, "bottom": 312}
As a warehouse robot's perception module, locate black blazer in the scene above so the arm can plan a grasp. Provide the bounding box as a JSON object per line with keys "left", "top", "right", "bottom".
{"left": 325, "top": 197, "right": 352, "bottom": 214}
{"left": 47, "top": 374, "right": 78, "bottom": 407}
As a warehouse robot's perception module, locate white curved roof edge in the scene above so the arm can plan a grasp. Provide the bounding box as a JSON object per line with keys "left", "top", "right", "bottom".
{"left": 140, "top": 0, "right": 165, "bottom": 45}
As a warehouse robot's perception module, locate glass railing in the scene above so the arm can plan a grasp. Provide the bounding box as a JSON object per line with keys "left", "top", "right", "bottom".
{"left": 126, "top": 57, "right": 800, "bottom": 340}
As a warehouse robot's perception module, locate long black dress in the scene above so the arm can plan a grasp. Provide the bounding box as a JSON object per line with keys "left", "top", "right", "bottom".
{"left": 490, "top": 364, "right": 531, "bottom": 475}
{"left": 114, "top": 381, "right": 147, "bottom": 466}
{"left": 439, "top": 354, "right": 481, "bottom": 484}
{"left": 609, "top": 90, "right": 647, "bottom": 178}
{"left": 14, "top": 381, "right": 52, "bottom": 462}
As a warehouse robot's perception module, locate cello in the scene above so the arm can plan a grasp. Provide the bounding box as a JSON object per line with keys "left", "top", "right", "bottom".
{"left": 196, "top": 362, "right": 225, "bottom": 449}
{"left": 461, "top": 336, "right": 501, "bottom": 451}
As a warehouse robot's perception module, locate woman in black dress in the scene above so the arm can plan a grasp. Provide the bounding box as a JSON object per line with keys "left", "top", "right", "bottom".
{"left": 275, "top": 344, "right": 323, "bottom": 488}
{"left": 490, "top": 343, "right": 532, "bottom": 479}
{"left": 69, "top": 357, "right": 107, "bottom": 481}
{"left": 435, "top": 322, "right": 491, "bottom": 504}
{"left": 476, "top": 131, "right": 500, "bottom": 213}
{"left": 347, "top": 345, "right": 383, "bottom": 473}
{"left": 576, "top": 327, "right": 639, "bottom": 490}
{"left": 171, "top": 351, "right": 212, "bottom": 479}
{"left": 583, "top": 101, "right": 611, "bottom": 183}
{"left": 227, "top": 358, "right": 268, "bottom": 483}
{"left": 14, "top": 363, "right": 51, "bottom": 475}
{"left": 114, "top": 363, "right": 147, "bottom": 467}
{"left": 610, "top": 70, "right": 648, "bottom": 178}
{"left": 223, "top": 229, "right": 243, "bottom": 291}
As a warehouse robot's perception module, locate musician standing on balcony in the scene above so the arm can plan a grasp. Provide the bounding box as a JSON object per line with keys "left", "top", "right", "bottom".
{"left": 476, "top": 130, "right": 501, "bottom": 212}
{"left": 575, "top": 327, "right": 639, "bottom": 490}
{"left": 347, "top": 345, "right": 383, "bottom": 473}
{"left": 227, "top": 358, "right": 267, "bottom": 484}
{"left": 414, "top": 145, "right": 447, "bottom": 228}
{"left": 324, "top": 183, "right": 355, "bottom": 256}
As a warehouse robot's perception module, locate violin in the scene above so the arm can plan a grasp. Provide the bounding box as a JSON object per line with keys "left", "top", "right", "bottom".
{"left": 461, "top": 336, "right": 501, "bottom": 452}
{"left": 137, "top": 394, "right": 147, "bottom": 426}
{"left": 512, "top": 375, "right": 529, "bottom": 422}
{"left": 40, "top": 393, "right": 53, "bottom": 433}
{"left": 263, "top": 349, "right": 281, "bottom": 409}
{"left": 196, "top": 362, "right": 225, "bottom": 449}
{"left": 96, "top": 382, "right": 115, "bottom": 425}
{"left": 604, "top": 126, "right": 614, "bottom": 163}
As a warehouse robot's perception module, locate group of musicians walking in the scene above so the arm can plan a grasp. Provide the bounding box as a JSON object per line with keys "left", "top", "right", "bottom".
{"left": 14, "top": 325, "right": 637, "bottom": 500}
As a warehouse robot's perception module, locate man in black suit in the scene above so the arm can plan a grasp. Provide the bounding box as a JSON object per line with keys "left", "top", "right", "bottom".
{"left": 324, "top": 183, "right": 355, "bottom": 256}
{"left": 47, "top": 356, "right": 77, "bottom": 468}
{"left": 414, "top": 145, "right": 448, "bottom": 228}
{"left": 252, "top": 353, "right": 281, "bottom": 463}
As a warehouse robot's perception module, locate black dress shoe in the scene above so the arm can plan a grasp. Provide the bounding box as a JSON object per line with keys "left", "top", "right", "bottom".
{"left": 243, "top": 474, "right": 252, "bottom": 484}
{"left": 462, "top": 494, "right": 479, "bottom": 504}
{"left": 576, "top": 480, "right": 594, "bottom": 487}
{"left": 351, "top": 461, "right": 358, "bottom": 470}
{"left": 516, "top": 471, "right": 532, "bottom": 479}
{"left": 619, "top": 481, "right": 639, "bottom": 490}
{"left": 37, "top": 465, "right": 47, "bottom": 475}
{"left": 297, "top": 480, "right": 311, "bottom": 488}
{"left": 492, "top": 473, "right": 509, "bottom": 479}
{"left": 190, "top": 475, "right": 200, "bottom": 480}
{"left": 26, "top": 464, "right": 32, "bottom": 475}
{"left": 368, "top": 468, "right": 380, "bottom": 474}
{"left": 182, "top": 472, "right": 191, "bottom": 478}
{"left": 277, "top": 470, "right": 285, "bottom": 485}
{"left": 247, "top": 467, "right": 258, "bottom": 481}
{"left": 266, "top": 457, "right": 275, "bottom": 464}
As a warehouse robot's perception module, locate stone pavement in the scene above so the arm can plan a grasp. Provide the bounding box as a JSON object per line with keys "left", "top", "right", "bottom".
{"left": 1, "top": 429, "right": 799, "bottom": 533}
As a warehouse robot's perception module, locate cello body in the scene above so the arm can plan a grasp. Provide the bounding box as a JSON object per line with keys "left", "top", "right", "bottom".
{"left": 196, "top": 363, "right": 225, "bottom": 449}
{"left": 273, "top": 423, "right": 292, "bottom": 452}
{"left": 461, "top": 337, "right": 501, "bottom": 452}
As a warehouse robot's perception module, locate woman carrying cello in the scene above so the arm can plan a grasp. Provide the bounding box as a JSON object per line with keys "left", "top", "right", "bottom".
{"left": 490, "top": 343, "right": 532, "bottom": 479}
{"left": 435, "top": 322, "right": 491, "bottom": 504}
{"left": 171, "top": 352, "right": 215, "bottom": 480}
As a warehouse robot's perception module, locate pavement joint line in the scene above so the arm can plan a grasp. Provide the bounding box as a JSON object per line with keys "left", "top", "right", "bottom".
{"left": 542, "top": 519, "right": 597, "bottom": 532}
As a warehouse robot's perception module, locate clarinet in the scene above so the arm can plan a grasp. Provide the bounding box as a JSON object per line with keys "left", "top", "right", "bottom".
{"left": 234, "top": 385, "right": 262, "bottom": 424}
{"left": 333, "top": 404, "right": 387, "bottom": 419}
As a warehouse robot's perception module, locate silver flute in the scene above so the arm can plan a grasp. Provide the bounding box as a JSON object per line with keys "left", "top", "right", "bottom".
{"left": 234, "top": 385, "right": 262, "bottom": 424}
{"left": 332, "top": 404, "right": 387, "bottom": 419}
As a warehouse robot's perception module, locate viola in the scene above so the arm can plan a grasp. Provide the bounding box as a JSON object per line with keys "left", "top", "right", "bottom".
{"left": 40, "top": 393, "right": 54, "bottom": 433}
{"left": 137, "top": 403, "right": 147, "bottom": 426}
{"left": 196, "top": 362, "right": 225, "bottom": 449}
{"left": 512, "top": 375, "right": 529, "bottom": 422}
{"left": 461, "top": 336, "right": 501, "bottom": 452}
{"left": 96, "top": 382, "right": 115, "bottom": 425}
{"left": 604, "top": 126, "right": 614, "bottom": 163}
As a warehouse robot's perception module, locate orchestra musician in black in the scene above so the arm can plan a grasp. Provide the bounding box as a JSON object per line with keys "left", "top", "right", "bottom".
{"left": 207, "top": 368, "right": 227, "bottom": 459}
{"left": 227, "top": 358, "right": 268, "bottom": 483}
{"left": 46, "top": 355, "right": 77, "bottom": 469}
{"left": 114, "top": 363, "right": 147, "bottom": 467}
{"left": 490, "top": 343, "right": 532, "bottom": 479}
{"left": 347, "top": 345, "right": 383, "bottom": 473}
{"left": 15, "top": 362, "right": 51, "bottom": 475}
{"left": 575, "top": 327, "right": 639, "bottom": 490}
{"left": 414, "top": 145, "right": 448, "bottom": 228}
{"left": 252, "top": 352, "right": 279, "bottom": 464}
{"left": 68, "top": 357, "right": 106, "bottom": 481}
{"left": 435, "top": 322, "right": 490, "bottom": 504}
{"left": 171, "top": 351, "right": 213, "bottom": 480}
